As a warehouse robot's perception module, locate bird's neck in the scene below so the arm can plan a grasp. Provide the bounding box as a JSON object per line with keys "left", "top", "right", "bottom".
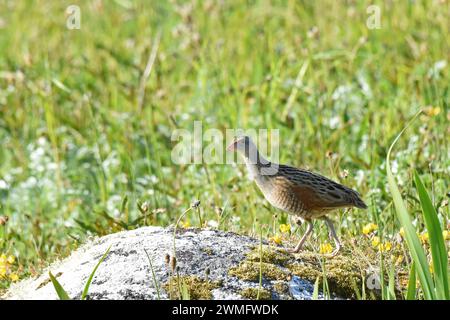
{"left": 243, "top": 150, "right": 271, "bottom": 180}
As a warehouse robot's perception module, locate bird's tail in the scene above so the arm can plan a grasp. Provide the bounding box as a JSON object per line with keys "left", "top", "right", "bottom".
{"left": 353, "top": 195, "right": 368, "bottom": 209}
{"left": 348, "top": 189, "right": 368, "bottom": 209}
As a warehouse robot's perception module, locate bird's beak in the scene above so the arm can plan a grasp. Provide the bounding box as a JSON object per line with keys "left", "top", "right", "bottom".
{"left": 226, "top": 141, "right": 237, "bottom": 152}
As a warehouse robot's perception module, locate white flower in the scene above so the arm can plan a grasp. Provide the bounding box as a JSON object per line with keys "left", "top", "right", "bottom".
{"left": 231, "top": 216, "right": 241, "bottom": 224}
{"left": 329, "top": 116, "right": 341, "bottom": 129}
{"left": 427, "top": 60, "right": 447, "bottom": 79}
{"left": 355, "top": 170, "right": 365, "bottom": 186}
{"left": 37, "top": 137, "right": 48, "bottom": 146}
{"left": 21, "top": 176, "right": 38, "bottom": 188}
{"left": 0, "top": 179, "right": 9, "bottom": 190}
{"left": 47, "top": 163, "right": 58, "bottom": 170}
{"left": 207, "top": 220, "right": 219, "bottom": 228}
{"left": 30, "top": 147, "right": 45, "bottom": 162}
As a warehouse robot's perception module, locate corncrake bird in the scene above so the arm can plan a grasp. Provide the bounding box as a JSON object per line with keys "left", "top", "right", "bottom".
{"left": 227, "top": 136, "right": 367, "bottom": 257}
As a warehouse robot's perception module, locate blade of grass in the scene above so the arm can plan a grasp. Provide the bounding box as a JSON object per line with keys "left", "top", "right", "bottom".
{"left": 81, "top": 245, "right": 111, "bottom": 300}
{"left": 414, "top": 171, "right": 449, "bottom": 300}
{"left": 386, "top": 110, "right": 435, "bottom": 300}
{"left": 144, "top": 248, "right": 161, "bottom": 300}
{"left": 257, "top": 226, "right": 263, "bottom": 300}
{"left": 387, "top": 264, "right": 396, "bottom": 300}
{"left": 49, "top": 271, "right": 70, "bottom": 300}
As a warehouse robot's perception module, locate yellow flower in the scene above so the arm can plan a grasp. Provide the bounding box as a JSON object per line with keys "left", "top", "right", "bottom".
{"left": 269, "top": 234, "right": 283, "bottom": 245}
{"left": 379, "top": 241, "right": 393, "bottom": 252}
{"left": 371, "top": 236, "right": 380, "bottom": 247}
{"left": 319, "top": 243, "right": 333, "bottom": 254}
{"left": 362, "top": 223, "right": 378, "bottom": 235}
{"left": 7, "top": 255, "right": 15, "bottom": 264}
{"left": 396, "top": 255, "right": 404, "bottom": 265}
{"left": 0, "top": 266, "right": 6, "bottom": 277}
{"left": 419, "top": 232, "right": 429, "bottom": 244}
{"left": 424, "top": 106, "right": 441, "bottom": 117}
{"left": 429, "top": 263, "right": 434, "bottom": 274}
{"left": 443, "top": 230, "right": 449, "bottom": 241}
{"left": 0, "top": 254, "right": 6, "bottom": 264}
{"left": 181, "top": 220, "right": 190, "bottom": 228}
{"left": 399, "top": 227, "right": 405, "bottom": 238}
{"left": 279, "top": 224, "right": 291, "bottom": 233}
{"left": 9, "top": 273, "right": 19, "bottom": 282}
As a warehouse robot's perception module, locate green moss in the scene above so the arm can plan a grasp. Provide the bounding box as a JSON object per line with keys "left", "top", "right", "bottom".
{"left": 245, "top": 245, "right": 291, "bottom": 266}
{"left": 273, "top": 281, "right": 290, "bottom": 295}
{"left": 163, "top": 276, "right": 221, "bottom": 300}
{"left": 229, "top": 261, "right": 290, "bottom": 281}
{"left": 228, "top": 246, "right": 399, "bottom": 300}
{"left": 287, "top": 254, "right": 365, "bottom": 298}
{"left": 240, "top": 287, "right": 272, "bottom": 300}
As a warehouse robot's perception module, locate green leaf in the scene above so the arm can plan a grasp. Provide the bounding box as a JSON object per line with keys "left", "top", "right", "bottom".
{"left": 414, "top": 171, "right": 449, "bottom": 300}
{"left": 387, "top": 264, "right": 396, "bottom": 300}
{"left": 81, "top": 245, "right": 111, "bottom": 300}
{"left": 312, "top": 276, "right": 320, "bottom": 300}
{"left": 386, "top": 110, "right": 436, "bottom": 300}
{"left": 49, "top": 271, "right": 70, "bottom": 300}
{"left": 180, "top": 280, "right": 190, "bottom": 300}
{"left": 121, "top": 195, "right": 128, "bottom": 214}
{"left": 406, "top": 262, "right": 416, "bottom": 300}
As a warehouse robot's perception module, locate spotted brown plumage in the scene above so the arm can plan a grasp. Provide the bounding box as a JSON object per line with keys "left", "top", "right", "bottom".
{"left": 227, "top": 136, "right": 367, "bottom": 256}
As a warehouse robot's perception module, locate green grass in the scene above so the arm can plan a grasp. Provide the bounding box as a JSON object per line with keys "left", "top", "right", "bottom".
{"left": 49, "top": 245, "right": 110, "bottom": 300}
{"left": 0, "top": 0, "right": 448, "bottom": 299}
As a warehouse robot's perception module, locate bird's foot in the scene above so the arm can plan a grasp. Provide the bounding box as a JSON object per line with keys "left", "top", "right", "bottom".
{"left": 321, "top": 248, "right": 341, "bottom": 258}
{"left": 285, "top": 247, "right": 299, "bottom": 254}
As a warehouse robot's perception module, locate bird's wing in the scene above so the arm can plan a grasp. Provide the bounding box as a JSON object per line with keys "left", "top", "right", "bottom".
{"left": 277, "top": 165, "right": 367, "bottom": 210}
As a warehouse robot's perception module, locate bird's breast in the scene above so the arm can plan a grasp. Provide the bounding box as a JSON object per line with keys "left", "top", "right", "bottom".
{"left": 254, "top": 177, "right": 306, "bottom": 215}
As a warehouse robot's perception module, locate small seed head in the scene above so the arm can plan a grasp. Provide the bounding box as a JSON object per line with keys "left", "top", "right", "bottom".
{"left": 164, "top": 253, "right": 170, "bottom": 265}
{"left": 170, "top": 256, "right": 177, "bottom": 272}
{"left": 0, "top": 216, "right": 8, "bottom": 226}
{"left": 191, "top": 200, "right": 201, "bottom": 209}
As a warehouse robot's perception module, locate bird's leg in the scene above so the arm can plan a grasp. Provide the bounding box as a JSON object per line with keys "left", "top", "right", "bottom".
{"left": 323, "top": 217, "right": 341, "bottom": 257}
{"left": 288, "top": 220, "right": 313, "bottom": 253}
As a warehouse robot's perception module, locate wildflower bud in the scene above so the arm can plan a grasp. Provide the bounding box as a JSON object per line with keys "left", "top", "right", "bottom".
{"left": 340, "top": 169, "right": 349, "bottom": 179}
{"left": 141, "top": 202, "right": 149, "bottom": 213}
{"left": 138, "top": 201, "right": 149, "bottom": 214}
{"left": 191, "top": 200, "right": 201, "bottom": 209}
{"left": 215, "top": 206, "right": 223, "bottom": 216}
{"left": 0, "top": 216, "right": 8, "bottom": 226}
{"left": 170, "top": 256, "right": 177, "bottom": 272}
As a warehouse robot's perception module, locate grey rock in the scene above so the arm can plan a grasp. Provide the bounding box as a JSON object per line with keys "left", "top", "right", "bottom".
{"left": 2, "top": 226, "right": 326, "bottom": 300}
